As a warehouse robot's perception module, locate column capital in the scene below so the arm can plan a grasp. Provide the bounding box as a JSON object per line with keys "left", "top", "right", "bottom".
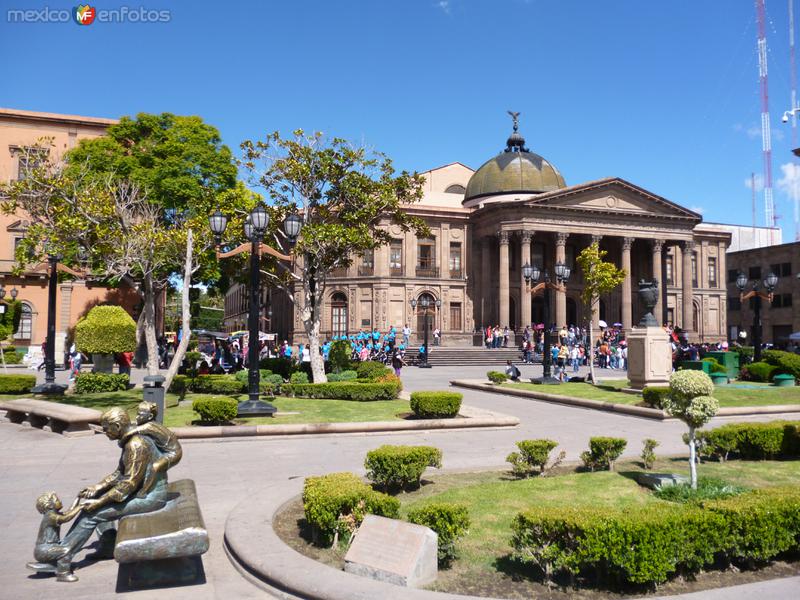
{"left": 556, "top": 232, "right": 570, "bottom": 247}
{"left": 520, "top": 230, "right": 533, "bottom": 243}
{"left": 682, "top": 239, "right": 696, "bottom": 252}
{"left": 590, "top": 234, "right": 603, "bottom": 245}
{"left": 497, "top": 230, "right": 510, "bottom": 245}
{"left": 652, "top": 239, "right": 665, "bottom": 253}
{"left": 622, "top": 236, "right": 635, "bottom": 251}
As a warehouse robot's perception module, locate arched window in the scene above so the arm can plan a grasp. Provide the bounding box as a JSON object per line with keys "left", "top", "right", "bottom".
{"left": 14, "top": 302, "right": 33, "bottom": 341}
{"left": 331, "top": 293, "right": 348, "bottom": 337}
{"left": 445, "top": 184, "right": 466, "bottom": 194}
{"left": 692, "top": 301, "right": 700, "bottom": 333}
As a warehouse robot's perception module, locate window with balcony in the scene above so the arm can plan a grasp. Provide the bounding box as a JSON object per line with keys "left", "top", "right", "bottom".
{"left": 691, "top": 252, "right": 698, "bottom": 288}
{"left": 449, "top": 242, "right": 462, "bottom": 278}
{"left": 417, "top": 237, "right": 438, "bottom": 277}
{"left": 749, "top": 266, "right": 761, "bottom": 280}
{"left": 449, "top": 302, "right": 462, "bottom": 330}
{"left": 708, "top": 257, "right": 717, "bottom": 288}
{"left": 16, "top": 146, "right": 47, "bottom": 180}
{"left": 330, "top": 293, "right": 348, "bottom": 337}
{"left": 358, "top": 249, "right": 374, "bottom": 276}
{"left": 389, "top": 239, "right": 403, "bottom": 276}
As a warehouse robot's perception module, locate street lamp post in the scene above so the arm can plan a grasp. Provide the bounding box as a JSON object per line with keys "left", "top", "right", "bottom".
{"left": 736, "top": 270, "right": 778, "bottom": 363}
{"left": 410, "top": 296, "right": 441, "bottom": 368}
{"left": 32, "top": 253, "right": 67, "bottom": 395}
{"left": 209, "top": 207, "right": 301, "bottom": 417}
{"left": 523, "top": 261, "right": 571, "bottom": 384}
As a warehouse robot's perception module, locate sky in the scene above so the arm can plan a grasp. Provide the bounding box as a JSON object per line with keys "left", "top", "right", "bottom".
{"left": 2, "top": 0, "right": 800, "bottom": 240}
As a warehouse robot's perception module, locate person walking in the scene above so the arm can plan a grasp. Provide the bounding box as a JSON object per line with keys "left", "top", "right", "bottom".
{"left": 391, "top": 351, "right": 406, "bottom": 376}
{"left": 433, "top": 327, "right": 440, "bottom": 346}
{"left": 502, "top": 326, "right": 510, "bottom": 348}
{"left": 402, "top": 324, "right": 411, "bottom": 346}
{"left": 557, "top": 344, "right": 569, "bottom": 381}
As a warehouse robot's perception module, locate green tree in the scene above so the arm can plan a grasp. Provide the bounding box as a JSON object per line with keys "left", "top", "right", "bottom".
{"left": 237, "top": 130, "right": 427, "bottom": 382}
{"left": 575, "top": 242, "right": 626, "bottom": 384}
{"left": 0, "top": 299, "right": 21, "bottom": 373}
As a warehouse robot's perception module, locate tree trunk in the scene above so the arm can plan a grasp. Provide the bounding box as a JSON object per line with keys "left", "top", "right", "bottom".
{"left": 163, "top": 229, "right": 193, "bottom": 393}
{"left": 307, "top": 318, "right": 326, "bottom": 383}
{"left": 143, "top": 273, "right": 160, "bottom": 376}
{"left": 587, "top": 301, "right": 597, "bottom": 385}
{"left": 688, "top": 426, "right": 698, "bottom": 489}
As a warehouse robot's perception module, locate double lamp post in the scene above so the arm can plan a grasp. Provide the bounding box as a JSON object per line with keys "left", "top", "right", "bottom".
{"left": 209, "top": 206, "right": 302, "bottom": 417}
{"left": 735, "top": 270, "right": 778, "bottom": 363}
{"left": 522, "top": 261, "right": 571, "bottom": 385}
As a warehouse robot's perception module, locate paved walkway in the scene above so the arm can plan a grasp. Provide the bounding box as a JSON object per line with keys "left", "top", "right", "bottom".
{"left": 1, "top": 364, "right": 798, "bottom": 599}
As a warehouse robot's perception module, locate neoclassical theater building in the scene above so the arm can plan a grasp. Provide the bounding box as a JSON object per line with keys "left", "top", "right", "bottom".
{"left": 229, "top": 118, "right": 731, "bottom": 345}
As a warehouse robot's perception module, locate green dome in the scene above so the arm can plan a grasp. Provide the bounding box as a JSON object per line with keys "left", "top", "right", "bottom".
{"left": 463, "top": 121, "right": 565, "bottom": 204}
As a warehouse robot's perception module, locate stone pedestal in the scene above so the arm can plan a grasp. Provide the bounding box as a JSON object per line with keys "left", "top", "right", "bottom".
{"left": 626, "top": 326, "right": 671, "bottom": 390}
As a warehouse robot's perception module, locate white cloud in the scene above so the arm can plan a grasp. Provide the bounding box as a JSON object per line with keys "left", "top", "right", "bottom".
{"left": 776, "top": 161, "right": 800, "bottom": 201}
{"left": 436, "top": 0, "right": 451, "bottom": 14}
{"left": 773, "top": 128, "right": 786, "bottom": 142}
{"left": 746, "top": 125, "right": 761, "bottom": 139}
{"left": 744, "top": 173, "right": 765, "bottom": 193}
{"left": 689, "top": 206, "right": 705, "bottom": 215}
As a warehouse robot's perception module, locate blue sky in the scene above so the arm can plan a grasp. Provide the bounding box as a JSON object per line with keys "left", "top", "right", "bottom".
{"left": 3, "top": 1, "right": 800, "bottom": 239}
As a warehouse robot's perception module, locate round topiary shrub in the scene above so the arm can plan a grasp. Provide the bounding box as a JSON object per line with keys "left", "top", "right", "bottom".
{"left": 669, "top": 369, "right": 715, "bottom": 400}
{"left": 192, "top": 396, "right": 238, "bottom": 424}
{"left": 410, "top": 391, "right": 463, "bottom": 418}
{"left": 75, "top": 306, "right": 136, "bottom": 355}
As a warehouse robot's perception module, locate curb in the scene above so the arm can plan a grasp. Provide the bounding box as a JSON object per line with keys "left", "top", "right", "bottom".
{"left": 450, "top": 379, "right": 670, "bottom": 419}
{"left": 451, "top": 380, "right": 800, "bottom": 420}
{"left": 172, "top": 405, "right": 519, "bottom": 439}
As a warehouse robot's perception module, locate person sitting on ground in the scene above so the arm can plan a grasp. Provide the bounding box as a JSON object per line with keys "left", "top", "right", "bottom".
{"left": 505, "top": 359, "right": 521, "bottom": 381}
{"left": 197, "top": 360, "right": 210, "bottom": 375}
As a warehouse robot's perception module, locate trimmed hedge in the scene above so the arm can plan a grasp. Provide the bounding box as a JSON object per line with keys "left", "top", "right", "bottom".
{"left": 762, "top": 349, "right": 800, "bottom": 380}
{"left": 642, "top": 386, "right": 670, "bottom": 409}
{"left": 302, "top": 472, "right": 400, "bottom": 546}
{"left": 701, "top": 357, "right": 727, "bottom": 374}
{"left": 740, "top": 361, "right": 779, "bottom": 382}
{"left": 487, "top": 370, "right": 508, "bottom": 384}
{"left": 190, "top": 375, "right": 246, "bottom": 395}
{"left": 192, "top": 396, "right": 238, "bottom": 424}
{"left": 290, "top": 371, "right": 309, "bottom": 384}
{"left": 327, "top": 369, "right": 358, "bottom": 382}
{"left": 695, "top": 421, "right": 800, "bottom": 461}
{"left": 75, "top": 305, "right": 137, "bottom": 354}
{"left": 1, "top": 346, "right": 22, "bottom": 365}
{"left": 580, "top": 437, "right": 627, "bottom": 471}
{"left": 0, "top": 374, "right": 36, "bottom": 394}
{"left": 507, "top": 439, "right": 559, "bottom": 477}
{"left": 510, "top": 487, "right": 800, "bottom": 586}
{"left": 364, "top": 445, "right": 442, "bottom": 491}
{"left": 409, "top": 391, "right": 462, "bottom": 418}
{"left": 407, "top": 502, "right": 470, "bottom": 564}
{"left": 168, "top": 374, "right": 191, "bottom": 400}
{"left": 356, "top": 361, "right": 392, "bottom": 381}
{"left": 258, "top": 357, "right": 300, "bottom": 378}
{"left": 74, "top": 372, "right": 129, "bottom": 394}
{"left": 285, "top": 381, "right": 400, "bottom": 401}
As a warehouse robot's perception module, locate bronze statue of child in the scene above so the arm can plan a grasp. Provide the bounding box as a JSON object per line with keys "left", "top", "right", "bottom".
{"left": 27, "top": 492, "right": 82, "bottom": 582}
{"left": 132, "top": 401, "right": 182, "bottom": 493}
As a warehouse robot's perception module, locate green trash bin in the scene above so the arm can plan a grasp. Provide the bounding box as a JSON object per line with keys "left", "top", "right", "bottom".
{"left": 707, "top": 351, "right": 739, "bottom": 380}
{"left": 773, "top": 374, "right": 796, "bottom": 387}
{"left": 680, "top": 360, "right": 711, "bottom": 374}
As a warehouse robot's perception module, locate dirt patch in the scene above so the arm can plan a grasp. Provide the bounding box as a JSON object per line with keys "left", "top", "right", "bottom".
{"left": 274, "top": 496, "right": 800, "bottom": 599}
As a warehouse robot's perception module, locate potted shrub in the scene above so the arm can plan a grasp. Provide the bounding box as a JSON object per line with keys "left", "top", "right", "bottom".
{"left": 710, "top": 372, "right": 729, "bottom": 386}
{"left": 75, "top": 306, "right": 136, "bottom": 374}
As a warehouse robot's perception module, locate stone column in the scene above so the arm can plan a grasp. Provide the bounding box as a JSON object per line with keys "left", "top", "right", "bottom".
{"left": 681, "top": 240, "right": 695, "bottom": 335}
{"left": 554, "top": 232, "right": 569, "bottom": 328}
{"left": 652, "top": 240, "right": 664, "bottom": 326}
{"left": 481, "top": 237, "right": 491, "bottom": 325}
{"left": 590, "top": 234, "right": 602, "bottom": 328}
{"left": 621, "top": 237, "right": 634, "bottom": 331}
{"left": 519, "top": 231, "right": 532, "bottom": 329}
{"left": 498, "top": 231, "right": 510, "bottom": 327}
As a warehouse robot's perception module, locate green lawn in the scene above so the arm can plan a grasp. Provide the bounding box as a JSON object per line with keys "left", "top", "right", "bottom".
{"left": 502, "top": 379, "right": 800, "bottom": 407}
{"left": 4, "top": 390, "right": 409, "bottom": 427}
{"left": 399, "top": 459, "right": 800, "bottom": 576}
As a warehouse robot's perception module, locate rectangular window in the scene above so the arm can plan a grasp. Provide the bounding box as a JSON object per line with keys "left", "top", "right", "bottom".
{"left": 565, "top": 245, "right": 575, "bottom": 270}
{"left": 784, "top": 293, "right": 793, "bottom": 307}
{"left": 449, "top": 242, "right": 462, "bottom": 278}
{"left": 770, "top": 264, "right": 780, "bottom": 277}
{"left": 531, "top": 243, "right": 545, "bottom": 270}
{"left": 772, "top": 295, "right": 782, "bottom": 308}
{"left": 728, "top": 269, "right": 738, "bottom": 283}
{"left": 665, "top": 255, "right": 674, "bottom": 286}
{"left": 728, "top": 296, "right": 741, "bottom": 310}
{"left": 358, "top": 249, "right": 374, "bottom": 276}
{"left": 16, "top": 147, "right": 47, "bottom": 180}
{"left": 417, "top": 237, "right": 437, "bottom": 276}
{"left": 449, "top": 302, "right": 462, "bottom": 331}
{"left": 782, "top": 262, "right": 792, "bottom": 277}
{"left": 707, "top": 257, "right": 717, "bottom": 288}
{"left": 749, "top": 266, "right": 761, "bottom": 280}
{"left": 691, "top": 252, "right": 698, "bottom": 288}
{"left": 389, "top": 239, "right": 403, "bottom": 276}
{"left": 666, "top": 308, "right": 675, "bottom": 327}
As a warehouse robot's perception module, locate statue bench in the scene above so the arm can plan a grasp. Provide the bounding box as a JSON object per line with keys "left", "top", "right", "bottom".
{"left": 0, "top": 399, "right": 101, "bottom": 437}
{"left": 114, "top": 478, "right": 209, "bottom": 589}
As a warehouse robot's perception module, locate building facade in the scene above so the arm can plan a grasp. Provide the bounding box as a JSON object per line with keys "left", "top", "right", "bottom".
{"left": 235, "top": 120, "right": 732, "bottom": 345}
{"left": 0, "top": 108, "right": 140, "bottom": 352}
{"left": 726, "top": 241, "right": 799, "bottom": 347}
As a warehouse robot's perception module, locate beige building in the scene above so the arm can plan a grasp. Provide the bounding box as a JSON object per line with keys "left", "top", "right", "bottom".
{"left": 241, "top": 120, "right": 732, "bottom": 345}
{"left": 726, "top": 241, "right": 800, "bottom": 346}
{"left": 0, "top": 108, "right": 139, "bottom": 352}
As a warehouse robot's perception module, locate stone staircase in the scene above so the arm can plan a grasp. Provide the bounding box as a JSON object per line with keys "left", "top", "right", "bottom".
{"left": 405, "top": 345, "right": 537, "bottom": 367}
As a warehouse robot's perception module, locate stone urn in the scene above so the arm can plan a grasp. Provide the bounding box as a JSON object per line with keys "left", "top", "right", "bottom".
{"left": 637, "top": 280, "right": 660, "bottom": 327}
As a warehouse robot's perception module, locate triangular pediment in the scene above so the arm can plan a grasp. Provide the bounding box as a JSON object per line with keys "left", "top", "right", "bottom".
{"left": 6, "top": 219, "right": 29, "bottom": 232}
{"left": 522, "top": 178, "right": 701, "bottom": 222}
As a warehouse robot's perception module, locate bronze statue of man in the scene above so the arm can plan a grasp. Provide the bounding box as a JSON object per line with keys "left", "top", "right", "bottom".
{"left": 29, "top": 407, "right": 175, "bottom": 582}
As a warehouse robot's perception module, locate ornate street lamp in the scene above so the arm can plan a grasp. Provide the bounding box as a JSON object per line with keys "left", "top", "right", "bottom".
{"left": 210, "top": 206, "right": 300, "bottom": 416}
{"left": 410, "top": 296, "right": 441, "bottom": 368}
{"left": 523, "top": 260, "right": 571, "bottom": 384}
{"left": 736, "top": 270, "right": 778, "bottom": 363}
{"left": 32, "top": 246, "right": 68, "bottom": 395}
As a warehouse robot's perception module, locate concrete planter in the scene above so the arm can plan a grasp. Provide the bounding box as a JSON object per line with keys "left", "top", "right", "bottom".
{"left": 91, "top": 353, "right": 115, "bottom": 373}
{"left": 710, "top": 372, "right": 729, "bottom": 386}
{"left": 773, "top": 374, "right": 796, "bottom": 387}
